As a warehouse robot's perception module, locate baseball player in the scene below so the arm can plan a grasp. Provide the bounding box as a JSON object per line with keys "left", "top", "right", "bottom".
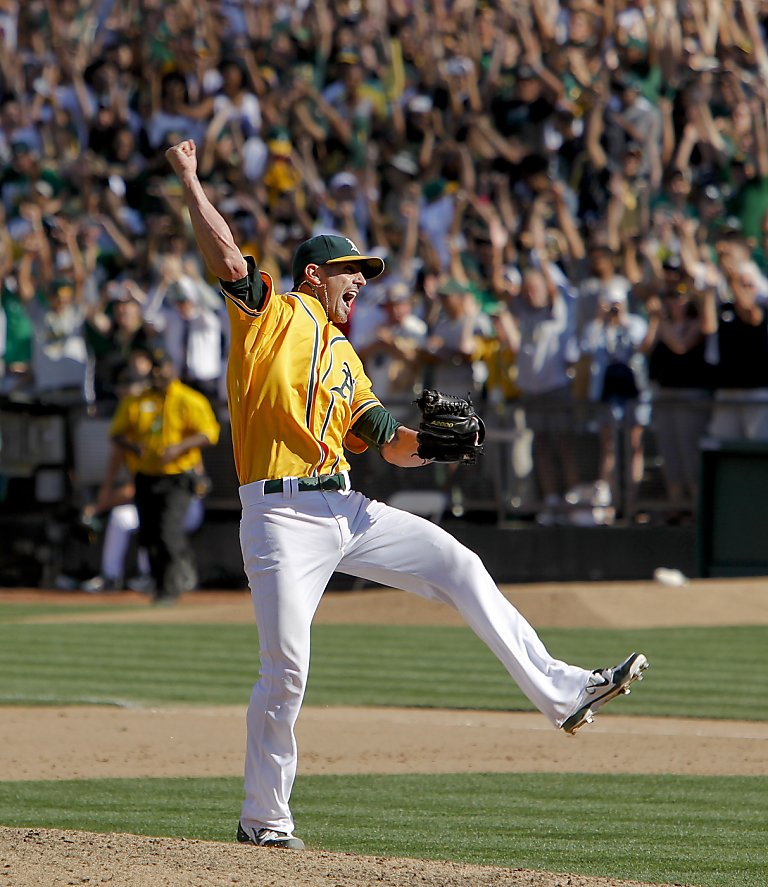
{"left": 165, "top": 139, "right": 649, "bottom": 851}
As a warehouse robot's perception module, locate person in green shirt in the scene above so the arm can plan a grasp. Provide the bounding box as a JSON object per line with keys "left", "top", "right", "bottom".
{"left": 0, "top": 284, "right": 33, "bottom": 394}
{"left": 727, "top": 159, "right": 768, "bottom": 245}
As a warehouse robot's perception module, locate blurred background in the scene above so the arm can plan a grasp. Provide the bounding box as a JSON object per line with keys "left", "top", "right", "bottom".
{"left": 2, "top": 0, "right": 768, "bottom": 589}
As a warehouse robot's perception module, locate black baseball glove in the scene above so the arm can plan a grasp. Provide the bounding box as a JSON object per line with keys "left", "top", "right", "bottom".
{"left": 415, "top": 389, "right": 486, "bottom": 464}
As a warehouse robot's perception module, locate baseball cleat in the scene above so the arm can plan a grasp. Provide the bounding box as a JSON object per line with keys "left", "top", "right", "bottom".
{"left": 561, "top": 652, "right": 649, "bottom": 735}
{"left": 237, "top": 822, "right": 305, "bottom": 850}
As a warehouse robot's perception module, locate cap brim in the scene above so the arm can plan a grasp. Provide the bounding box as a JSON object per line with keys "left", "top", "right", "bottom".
{"left": 324, "top": 254, "right": 385, "bottom": 280}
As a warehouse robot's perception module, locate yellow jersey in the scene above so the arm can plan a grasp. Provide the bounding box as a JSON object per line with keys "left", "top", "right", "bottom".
{"left": 110, "top": 379, "right": 221, "bottom": 476}
{"left": 223, "top": 267, "right": 382, "bottom": 484}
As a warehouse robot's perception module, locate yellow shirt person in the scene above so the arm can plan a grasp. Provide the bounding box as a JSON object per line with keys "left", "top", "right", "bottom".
{"left": 108, "top": 351, "right": 221, "bottom": 604}
{"left": 110, "top": 374, "right": 220, "bottom": 476}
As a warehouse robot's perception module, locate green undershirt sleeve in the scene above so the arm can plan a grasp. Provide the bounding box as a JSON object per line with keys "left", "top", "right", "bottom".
{"left": 351, "top": 405, "right": 401, "bottom": 450}
{"left": 219, "top": 256, "right": 264, "bottom": 310}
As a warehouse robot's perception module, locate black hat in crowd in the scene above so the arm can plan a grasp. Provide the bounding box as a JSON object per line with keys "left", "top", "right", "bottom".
{"left": 149, "top": 347, "right": 173, "bottom": 369}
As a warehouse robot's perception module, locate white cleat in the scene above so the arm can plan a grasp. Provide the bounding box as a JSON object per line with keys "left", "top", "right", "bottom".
{"left": 237, "top": 822, "right": 305, "bottom": 850}
{"left": 561, "top": 652, "right": 649, "bottom": 735}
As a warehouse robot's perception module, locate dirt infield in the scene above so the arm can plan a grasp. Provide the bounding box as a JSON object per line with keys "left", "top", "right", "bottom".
{"left": 0, "top": 827, "right": 678, "bottom": 887}
{"left": 2, "top": 579, "right": 767, "bottom": 887}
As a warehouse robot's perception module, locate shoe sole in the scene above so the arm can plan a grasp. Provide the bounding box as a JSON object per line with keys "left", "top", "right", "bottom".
{"left": 241, "top": 836, "right": 305, "bottom": 850}
{"left": 561, "top": 653, "right": 649, "bottom": 735}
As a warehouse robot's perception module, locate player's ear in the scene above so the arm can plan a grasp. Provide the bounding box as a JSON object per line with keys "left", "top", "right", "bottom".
{"left": 304, "top": 263, "right": 322, "bottom": 286}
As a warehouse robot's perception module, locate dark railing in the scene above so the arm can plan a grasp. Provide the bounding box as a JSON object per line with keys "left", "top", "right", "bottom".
{"left": 0, "top": 391, "right": 754, "bottom": 527}
{"left": 8, "top": 392, "right": 768, "bottom": 586}
{"left": 352, "top": 393, "right": 717, "bottom": 527}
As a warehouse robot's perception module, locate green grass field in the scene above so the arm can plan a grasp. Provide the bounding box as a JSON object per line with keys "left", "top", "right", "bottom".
{"left": 0, "top": 618, "right": 766, "bottom": 720}
{"left": 0, "top": 773, "right": 765, "bottom": 887}
{"left": 1, "top": 601, "right": 766, "bottom": 887}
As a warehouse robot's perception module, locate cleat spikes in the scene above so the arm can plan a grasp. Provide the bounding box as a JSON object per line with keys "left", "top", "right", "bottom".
{"left": 560, "top": 652, "right": 649, "bottom": 735}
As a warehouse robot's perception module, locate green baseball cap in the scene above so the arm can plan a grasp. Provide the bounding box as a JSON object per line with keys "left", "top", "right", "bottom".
{"left": 291, "top": 234, "right": 385, "bottom": 289}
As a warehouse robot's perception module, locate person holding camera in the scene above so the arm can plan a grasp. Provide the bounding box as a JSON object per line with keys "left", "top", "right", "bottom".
{"left": 580, "top": 285, "right": 650, "bottom": 517}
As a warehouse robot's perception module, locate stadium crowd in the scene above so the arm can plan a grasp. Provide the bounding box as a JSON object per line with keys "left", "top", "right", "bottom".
{"left": 2, "top": 0, "right": 768, "bottom": 527}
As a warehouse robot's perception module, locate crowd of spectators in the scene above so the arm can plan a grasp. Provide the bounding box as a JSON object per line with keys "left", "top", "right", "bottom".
{"left": 2, "top": 0, "right": 768, "bottom": 523}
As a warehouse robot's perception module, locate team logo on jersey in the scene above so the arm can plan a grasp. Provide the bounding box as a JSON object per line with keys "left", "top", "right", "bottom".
{"left": 331, "top": 361, "right": 356, "bottom": 403}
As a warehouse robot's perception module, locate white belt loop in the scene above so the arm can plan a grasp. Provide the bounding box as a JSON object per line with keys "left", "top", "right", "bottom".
{"left": 238, "top": 479, "right": 267, "bottom": 507}
{"left": 284, "top": 477, "right": 299, "bottom": 499}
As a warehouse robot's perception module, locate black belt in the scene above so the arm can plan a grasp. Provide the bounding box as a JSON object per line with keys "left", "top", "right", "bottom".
{"left": 263, "top": 473, "right": 347, "bottom": 494}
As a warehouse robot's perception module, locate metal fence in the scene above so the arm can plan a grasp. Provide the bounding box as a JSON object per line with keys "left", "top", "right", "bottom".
{"left": 0, "top": 391, "right": 752, "bottom": 528}
{"left": 346, "top": 393, "right": 719, "bottom": 527}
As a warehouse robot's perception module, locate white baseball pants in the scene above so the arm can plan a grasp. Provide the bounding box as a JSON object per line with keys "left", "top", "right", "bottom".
{"left": 100, "top": 499, "right": 204, "bottom": 582}
{"left": 238, "top": 479, "right": 591, "bottom": 835}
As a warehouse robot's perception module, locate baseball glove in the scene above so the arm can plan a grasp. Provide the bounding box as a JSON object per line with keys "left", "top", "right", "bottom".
{"left": 415, "top": 389, "right": 486, "bottom": 464}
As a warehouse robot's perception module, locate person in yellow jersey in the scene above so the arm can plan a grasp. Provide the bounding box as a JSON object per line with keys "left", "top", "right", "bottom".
{"left": 109, "top": 348, "right": 220, "bottom": 604}
{"left": 165, "top": 139, "right": 649, "bottom": 851}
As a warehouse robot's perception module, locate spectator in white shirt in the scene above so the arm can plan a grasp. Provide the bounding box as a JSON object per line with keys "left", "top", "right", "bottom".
{"left": 506, "top": 266, "right": 581, "bottom": 517}
{"left": 159, "top": 283, "right": 223, "bottom": 402}
{"left": 356, "top": 281, "right": 428, "bottom": 415}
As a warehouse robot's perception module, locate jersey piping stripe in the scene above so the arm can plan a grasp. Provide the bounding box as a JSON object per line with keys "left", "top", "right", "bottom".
{"left": 221, "top": 288, "right": 263, "bottom": 318}
{"left": 320, "top": 336, "right": 348, "bottom": 383}
{"left": 290, "top": 294, "right": 329, "bottom": 473}
{"left": 219, "top": 264, "right": 274, "bottom": 316}
{"left": 317, "top": 338, "right": 351, "bottom": 474}
{"left": 319, "top": 391, "right": 335, "bottom": 444}
{"left": 314, "top": 440, "right": 330, "bottom": 476}
{"left": 292, "top": 296, "right": 322, "bottom": 429}
{"left": 351, "top": 398, "right": 380, "bottom": 423}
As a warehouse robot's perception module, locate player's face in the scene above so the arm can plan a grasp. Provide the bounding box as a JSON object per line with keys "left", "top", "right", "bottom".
{"left": 318, "top": 263, "right": 367, "bottom": 324}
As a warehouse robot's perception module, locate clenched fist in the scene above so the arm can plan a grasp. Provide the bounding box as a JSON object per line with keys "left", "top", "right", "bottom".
{"left": 165, "top": 139, "right": 198, "bottom": 179}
